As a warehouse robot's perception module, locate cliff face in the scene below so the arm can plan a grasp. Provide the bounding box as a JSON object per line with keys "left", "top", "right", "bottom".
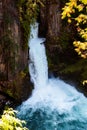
{"left": 0, "top": 0, "right": 33, "bottom": 110}
{"left": 0, "top": 0, "right": 87, "bottom": 110}
{"left": 0, "top": 0, "right": 27, "bottom": 78}
{"left": 39, "top": 0, "right": 63, "bottom": 67}
{"left": 39, "top": 0, "right": 61, "bottom": 38}
{"left": 39, "top": 0, "right": 87, "bottom": 95}
{"left": 39, "top": 0, "right": 64, "bottom": 72}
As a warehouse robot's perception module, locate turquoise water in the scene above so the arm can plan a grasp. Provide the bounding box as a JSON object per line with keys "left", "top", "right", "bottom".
{"left": 18, "top": 100, "right": 87, "bottom": 130}
{"left": 17, "top": 78, "right": 87, "bottom": 130}
{"left": 17, "top": 23, "right": 87, "bottom": 130}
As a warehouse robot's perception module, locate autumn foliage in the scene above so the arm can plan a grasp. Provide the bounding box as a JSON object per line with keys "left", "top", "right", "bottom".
{"left": 62, "top": 0, "right": 87, "bottom": 58}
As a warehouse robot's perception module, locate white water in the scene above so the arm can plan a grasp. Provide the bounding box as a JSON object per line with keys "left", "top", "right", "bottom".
{"left": 18, "top": 23, "right": 87, "bottom": 130}
{"left": 29, "top": 23, "right": 48, "bottom": 88}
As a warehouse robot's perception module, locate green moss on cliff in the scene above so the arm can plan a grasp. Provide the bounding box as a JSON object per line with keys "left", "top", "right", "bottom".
{"left": 57, "top": 58, "right": 87, "bottom": 85}
{"left": 16, "top": 0, "right": 44, "bottom": 50}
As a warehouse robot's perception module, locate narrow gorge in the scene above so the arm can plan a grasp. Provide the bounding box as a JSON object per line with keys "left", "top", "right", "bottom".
{"left": 0, "top": 0, "right": 87, "bottom": 129}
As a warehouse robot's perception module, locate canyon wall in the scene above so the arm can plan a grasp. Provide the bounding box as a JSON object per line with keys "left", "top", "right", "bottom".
{"left": 39, "top": 0, "right": 87, "bottom": 95}
{"left": 0, "top": 0, "right": 87, "bottom": 110}
{"left": 0, "top": 0, "right": 33, "bottom": 110}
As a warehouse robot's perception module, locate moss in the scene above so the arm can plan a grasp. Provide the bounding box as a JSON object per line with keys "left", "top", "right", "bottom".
{"left": 59, "top": 59, "right": 87, "bottom": 84}
{"left": 23, "top": 66, "right": 29, "bottom": 74}
{"left": 6, "top": 90, "right": 13, "bottom": 98}
{"left": 16, "top": 0, "right": 42, "bottom": 50}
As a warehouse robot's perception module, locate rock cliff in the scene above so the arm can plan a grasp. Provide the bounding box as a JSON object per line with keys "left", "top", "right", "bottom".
{"left": 39, "top": 0, "right": 87, "bottom": 95}
{"left": 0, "top": 0, "right": 33, "bottom": 110}
{"left": 0, "top": 0, "right": 87, "bottom": 111}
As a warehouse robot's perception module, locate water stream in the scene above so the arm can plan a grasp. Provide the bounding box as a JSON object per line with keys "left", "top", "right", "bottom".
{"left": 17, "top": 23, "right": 87, "bottom": 130}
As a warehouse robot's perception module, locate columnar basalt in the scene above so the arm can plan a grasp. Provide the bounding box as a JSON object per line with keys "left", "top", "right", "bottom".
{"left": 0, "top": 0, "right": 33, "bottom": 110}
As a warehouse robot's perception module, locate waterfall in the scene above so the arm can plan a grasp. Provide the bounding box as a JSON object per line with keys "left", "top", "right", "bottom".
{"left": 29, "top": 23, "right": 48, "bottom": 88}
{"left": 17, "top": 23, "right": 87, "bottom": 130}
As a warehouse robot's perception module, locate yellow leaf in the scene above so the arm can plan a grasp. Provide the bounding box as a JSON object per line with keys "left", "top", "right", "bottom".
{"left": 68, "top": 18, "right": 72, "bottom": 23}
{"left": 80, "top": 0, "right": 87, "bottom": 5}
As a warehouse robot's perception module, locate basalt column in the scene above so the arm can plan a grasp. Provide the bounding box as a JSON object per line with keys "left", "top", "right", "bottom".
{"left": 0, "top": 0, "right": 32, "bottom": 109}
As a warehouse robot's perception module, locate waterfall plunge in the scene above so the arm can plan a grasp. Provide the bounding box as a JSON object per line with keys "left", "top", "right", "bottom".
{"left": 17, "top": 23, "right": 87, "bottom": 130}
{"left": 29, "top": 23, "right": 48, "bottom": 89}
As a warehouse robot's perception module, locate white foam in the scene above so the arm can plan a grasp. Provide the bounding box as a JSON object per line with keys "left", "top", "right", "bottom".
{"left": 29, "top": 23, "right": 48, "bottom": 88}
{"left": 18, "top": 23, "right": 87, "bottom": 122}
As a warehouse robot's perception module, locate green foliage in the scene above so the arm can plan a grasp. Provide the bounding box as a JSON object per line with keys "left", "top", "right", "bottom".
{"left": 62, "top": 0, "right": 87, "bottom": 58}
{"left": 60, "top": 58, "right": 87, "bottom": 84}
{"left": 17, "top": 0, "right": 44, "bottom": 50}
{"left": 0, "top": 108, "right": 28, "bottom": 130}
{"left": 80, "top": 0, "right": 87, "bottom": 5}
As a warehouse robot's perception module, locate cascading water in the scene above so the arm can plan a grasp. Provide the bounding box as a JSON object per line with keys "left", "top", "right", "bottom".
{"left": 29, "top": 23, "right": 48, "bottom": 88}
{"left": 17, "top": 23, "right": 87, "bottom": 130}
